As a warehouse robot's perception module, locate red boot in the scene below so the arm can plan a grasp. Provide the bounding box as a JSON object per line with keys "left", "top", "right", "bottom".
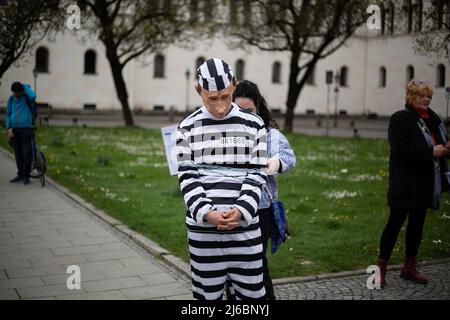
{"left": 400, "top": 256, "right": 428, "bottom": 284}
{"left": 377, "top": 259, "right": 388, "bottom": 287}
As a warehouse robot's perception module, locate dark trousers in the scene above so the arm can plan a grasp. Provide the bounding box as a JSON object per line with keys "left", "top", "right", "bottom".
{"left": 258, "top": 206, "right": 276, "bottom": 300}
{"left": 10, "top": 128, "right": 33, "bottom": 179}
{"left": 379, "top": 206, "right": 427, "bottom": 260}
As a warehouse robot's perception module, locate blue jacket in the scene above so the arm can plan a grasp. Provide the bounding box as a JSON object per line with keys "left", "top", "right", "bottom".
{"left": 6, "top": 84, "right": 36, "bottom": 129}
{"left": 260, "top": 127, "right": 296, "bottom": 209}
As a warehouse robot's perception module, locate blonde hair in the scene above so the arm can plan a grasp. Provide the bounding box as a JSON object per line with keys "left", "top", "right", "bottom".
{"left": 405, "top": 80, "right": 433, "bottom": 105}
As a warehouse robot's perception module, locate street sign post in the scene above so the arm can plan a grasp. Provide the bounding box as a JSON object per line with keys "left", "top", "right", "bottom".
{"left": 334, "top": 72, "right": 340, "bottom": 128}
{"left": 446, "top": 87, "right": 450, "bottom": 126}
{"left": 325, "top": 71, "right": 333, "bottom": 136}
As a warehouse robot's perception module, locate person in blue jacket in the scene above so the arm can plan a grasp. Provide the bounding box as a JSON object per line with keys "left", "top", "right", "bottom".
{"left": 6, "top": 82, "right": 36, "bottom": 185}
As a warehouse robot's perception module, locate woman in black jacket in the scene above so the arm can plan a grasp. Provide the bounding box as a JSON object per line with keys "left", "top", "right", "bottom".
{"left": 377, "top": 80, "right": 450, "bottom": 287}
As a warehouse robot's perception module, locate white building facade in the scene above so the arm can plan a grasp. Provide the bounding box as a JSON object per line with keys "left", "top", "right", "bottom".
{"left": 1, "top": 1, "right": 449, "bottom": 117}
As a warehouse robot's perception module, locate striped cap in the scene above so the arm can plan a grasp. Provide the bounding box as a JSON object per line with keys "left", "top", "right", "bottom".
{"left": 196, "top": 58, "right": 234, "bottom": 92}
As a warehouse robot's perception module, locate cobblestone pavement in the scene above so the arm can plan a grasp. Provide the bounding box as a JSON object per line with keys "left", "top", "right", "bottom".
{"left": 0, "top": 149, "right": 192, "bottom": 300}
{"left": 274, "top": 262, "right": 450, "bottom": 300}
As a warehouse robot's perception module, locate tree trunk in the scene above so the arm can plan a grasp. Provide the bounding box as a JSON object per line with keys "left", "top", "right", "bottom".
{"left": 284, "top": 50, "right": 301, "bottom": 133}
{"left": 0, "top": 58, "right": 15, "bottom": 80}
{"left": 284, "top": 103, "right": 295, "bottom": 133}
{"left": 104, "top": 43, "right": 134, "bottom": 126}
{"left": 0, "top": 66, "right": 8, "bottom": 80}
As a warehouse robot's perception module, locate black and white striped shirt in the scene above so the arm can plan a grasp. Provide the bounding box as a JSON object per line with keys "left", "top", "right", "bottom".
{"left": 176, "top": 103, "right": 268, "bottom": 233}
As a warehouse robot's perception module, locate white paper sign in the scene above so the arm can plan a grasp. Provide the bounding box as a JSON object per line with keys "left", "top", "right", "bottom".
{"left": 161, "top": 124, "right": 179, "bottom": 176}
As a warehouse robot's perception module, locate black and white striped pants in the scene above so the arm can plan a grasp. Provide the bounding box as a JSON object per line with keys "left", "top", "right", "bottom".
{"left": 188, "top": 227, "right": 266, "bottom": 300}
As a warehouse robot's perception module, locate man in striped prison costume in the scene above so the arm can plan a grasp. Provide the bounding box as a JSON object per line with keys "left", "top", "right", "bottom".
{"left": 176, "top": 58, "right": 268, "bottom": 300}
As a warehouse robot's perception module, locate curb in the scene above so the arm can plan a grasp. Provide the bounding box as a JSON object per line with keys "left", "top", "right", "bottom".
{"left": 49, "top": 177, "right": 194, "bottom": 278}
{"left": 2, "top": 145, "right": 448, "bottom": 286}
{"left": 272, "top": 258, "right": 450, "bottom": 285}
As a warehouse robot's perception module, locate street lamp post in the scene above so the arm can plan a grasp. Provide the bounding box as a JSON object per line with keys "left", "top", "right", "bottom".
{"left": 446, "top": 87, "right": 450, "bottom": 127}
{"left": 32, "top": 68, "right": 38, "bottom": 95}
{"left": 185, "top": 69, "right": 191, "bottom": 116}
{"left": 334, "top": 72, "right": 340, "bottom": 128}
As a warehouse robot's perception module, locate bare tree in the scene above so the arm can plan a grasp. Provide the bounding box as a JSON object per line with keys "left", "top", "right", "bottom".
{"left": 414, "top": 0, "right": 450, "bottom": 64}
{"left": 224, "top": 0, "right": 369, "bottom": 132}
{"left": 0, "top": 0, "right": 60, "bottom": 79}
{"left": 76, "top": 0, "right": 190, "bottom": 126}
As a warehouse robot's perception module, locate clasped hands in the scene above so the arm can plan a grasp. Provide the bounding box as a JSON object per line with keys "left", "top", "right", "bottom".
{"left": 204, "top": 208, "right": 242, "bottom": 231}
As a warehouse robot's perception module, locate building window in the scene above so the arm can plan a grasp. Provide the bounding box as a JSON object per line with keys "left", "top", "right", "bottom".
{"left": 195, "top": 56, "right": 205, "bottom": 78}
{"left": 381, "top": 3, "right": 395, "bottom": 35}
{"left": 84, "top": 50, "right": 96, "bottom": 74}
{"left": 35, "top": 47, "right": 49, "bottom": 73}
{"left": 387, "top": 1, "right": 395, "bottom": 34}
{"left": 154, "top": 54, "right": 165, "bottom": 78}
{"left": 203, "top": 0, "right": 214, "bottom": 23}
{"left": 229, "top": 0, "right": 237, "bottom": 25}
{"left": 408, "top": 0, "right": 423, "bottom": 33}
{"left": 305, "top": 65, "right": 315, "bottom": 85}
{"left": 163, "top": 0, "right": 172, "bottom": 12}
{"left": 243, "top": 0, "right": 252, "bottom": 27}
{"left": 379, "top": 66, "right": 387, "bottom": 88}
{"left": 407, "top": 65, "right": 415, "bottom": 82}
{"left": 189, "top": 0, "right": 198, "bottom": 23}
{"left": 83, "top": 103, "right": 96, "bottom": 111}
{"left": 434, "top": 0, "right": 449, "bottom": 30}
{"left": 437, "top": 64, "right": 446, "bottom": 87}
{"left": 340, "top": 66, "right": 348, "bottom": 87}
{"left": 235, "top": 59, "right": 245, "bottom": 81}
{"left": 272, "top": 61, "right": 281, "bottom": 84}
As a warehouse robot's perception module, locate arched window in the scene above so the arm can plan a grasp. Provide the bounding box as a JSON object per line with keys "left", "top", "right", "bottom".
{"left": 408, "top": 0, "right": 423, "bottom": 33}
{"left": 305, "top": 65, "right": 315, "bottom": 85}
{"left": 436, "top": 64, "right": 446, "bottom": 87}
{"left": 434, "top": 0, "right": 449, "bottom": 29}
{"left": 203, "top": 0, "right": 215, "bottom": 23}
{"left": 235, "top": 59, "right": 245, "bottom": 81}
{"left": 84, "top": 49, "right": 96, "bottom": 74}
{"left": 381, "top": 6, "right": 386, "bottom": 35}
{"left": 387, "top": 1, "right": 395, "bottom": 34}
{"left": 379, "top": 66, "right": 387, "bottom": 88}
{"left": 189, "top": 0, "right": 198, "bottom": 23}
{"left": 35, "top": 47, "right": 49, "bottom": 73}
{"left": 407, "top": 65, "right": 415, "bottom": 82}
{"left": 272, "top": 61, "right": 281, "bottom": 84}
{"left": 340, "top": 66, "right": 348, "bottom": 87}
{"left": 195, "top": 56, "right": 205, "bottom": 78}
{"left": 416, "top": 0, "right": 423, "bottom": 32}
{"left": 154, "top": 54, "right": 165, "bottom": 78}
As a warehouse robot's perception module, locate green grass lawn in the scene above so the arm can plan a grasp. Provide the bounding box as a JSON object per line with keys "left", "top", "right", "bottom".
{"left": 1, "top": 124, "right": 449, "bottom": 278}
